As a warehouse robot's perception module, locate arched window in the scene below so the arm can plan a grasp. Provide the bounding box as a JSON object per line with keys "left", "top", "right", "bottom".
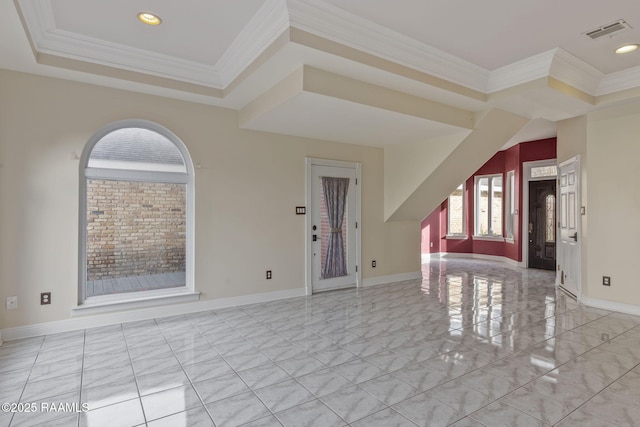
{"left": 79, "top": 120, "right": 194, "bottom": 306}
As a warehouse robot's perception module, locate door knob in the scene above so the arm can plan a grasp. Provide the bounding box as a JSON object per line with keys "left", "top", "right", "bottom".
{"left": 570, "top": 232, "right": 578, "bottom": 241}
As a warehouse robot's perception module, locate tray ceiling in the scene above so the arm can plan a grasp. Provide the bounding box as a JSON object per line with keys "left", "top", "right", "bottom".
{"left": 4, "top": 0, "right": 640, "bottom": 147}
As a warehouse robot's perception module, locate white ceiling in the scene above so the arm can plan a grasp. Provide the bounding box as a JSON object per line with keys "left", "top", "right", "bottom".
{"left": 322, "top": 0, "right": 640, "bottom": 73}
{"left": 4, "top": 0, "right": 640, "bottom": 148}
{"left": 241, "top": 92, "right": 471, "bottom": 147}
{"left": 51, "top": 0, "right": 265, "bottom": 67}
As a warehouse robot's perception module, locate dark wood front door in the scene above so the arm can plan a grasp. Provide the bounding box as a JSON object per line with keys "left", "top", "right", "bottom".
{"left": 529, "top": 180, "right": 556, "bottom": 270}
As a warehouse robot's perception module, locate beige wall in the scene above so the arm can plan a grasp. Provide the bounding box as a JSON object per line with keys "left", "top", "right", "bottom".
{"left": 0, "top": 70, "right": 419, "bottom": 329}
{"left": 557, "top": 115, "right": 587, "bottom": 165}
{"left": 385, "top": 109, "right": 529, "bottom": 222}
{"left": 384, "top": 132, "right": 468, "bottom": 221}
{"left": 585, "top": 102, "right": 640, "bottom": 307}
{"left": 557, "top": 104, "right": 640, "bottom": 310}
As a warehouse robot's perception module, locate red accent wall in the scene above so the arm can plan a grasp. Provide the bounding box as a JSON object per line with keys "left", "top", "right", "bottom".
{"left": 420, "top": 138, "right": 556, "bottom": 262}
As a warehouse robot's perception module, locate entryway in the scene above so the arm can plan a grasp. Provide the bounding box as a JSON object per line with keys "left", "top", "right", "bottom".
{"left": 528, "top": 179, "right": 556, "bottom": 270}
{"left": 306, "top": 158, "right": 361, "bottom": 294}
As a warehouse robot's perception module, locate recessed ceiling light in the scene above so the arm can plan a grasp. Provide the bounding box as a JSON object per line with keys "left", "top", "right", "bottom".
{"left": 137, "top": 12, "right": 162, "bottom": 26}
{"left": 615, "top": 44, "right": 639, "bottom": 54}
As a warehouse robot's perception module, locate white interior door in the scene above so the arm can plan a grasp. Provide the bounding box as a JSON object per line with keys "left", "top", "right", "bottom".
{"left": 558, "top": 157, "right": 581, "bottom": 297}
{"left": 309, "top": 163, "right": 358, "bottom": 292}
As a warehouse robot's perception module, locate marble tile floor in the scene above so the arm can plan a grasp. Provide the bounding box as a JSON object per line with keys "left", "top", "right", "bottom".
{"left": 2, "top": 258, "right": 640, "bottom": 426}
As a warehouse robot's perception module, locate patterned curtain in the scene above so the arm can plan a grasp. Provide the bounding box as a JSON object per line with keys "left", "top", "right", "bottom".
{"left": 321, "top": 177, "right": 349, "bottom": 279}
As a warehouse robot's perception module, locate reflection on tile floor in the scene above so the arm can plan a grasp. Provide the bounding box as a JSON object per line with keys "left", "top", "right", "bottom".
{"left": 2, "top": 259, "right": 640, "bottom": 426}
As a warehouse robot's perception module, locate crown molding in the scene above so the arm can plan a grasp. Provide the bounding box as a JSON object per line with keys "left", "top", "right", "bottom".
{"left": 42, "top": 29, "right": 223, "bottom": 86}
{"left": 597, "top": 65, "right": 640, "bottom": 96}
{"left": 487, "top": 48, "right": 605, "bottom": 97}
{"left": 286, "top": 0, "right": 489, "bottom": 93}
{"left": 486, "top": 49, "right": 556, "bottom": 93}
{"left": 16, "top": 0, "right": 640, "bottom": 104}
{"left": 17, "top": 0, "right": 289, "bottom": 90}
{"left": 550, "top": 48, "right": 603, "bottom": 96}
{"left": 215, "top": 0, "right": 290, "bottom": 84}
{"left": 18, "top": 0, "right": 223, "bottom": 87}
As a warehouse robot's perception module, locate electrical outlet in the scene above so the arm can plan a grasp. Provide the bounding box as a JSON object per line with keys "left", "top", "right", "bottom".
{"left": 372, "top": 260, "right": 376, "bottom": 268}
{"left": 6, "top": 296, "right": 17, "bottom": 310}
{"left": 603, "top": 276, "right": 611, "bottom": 286}
{"left": 41, "top": 292, "right": 51, "bottom": 305}
{"left": 266, "top": 270, "right": 272, "bottom": 280}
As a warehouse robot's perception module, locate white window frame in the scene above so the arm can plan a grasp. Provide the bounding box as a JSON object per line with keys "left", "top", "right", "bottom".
{"left": 505, "top": 171, "right": 515, "bottom": 243}
{"left": 474, "top": 174, "right": 504, "bottom": 241}
{"left": 446, "top": 183, "right": 467, "bottom": 239}
{"left": 74, "top": 119, "right": 198, "bottom": 315}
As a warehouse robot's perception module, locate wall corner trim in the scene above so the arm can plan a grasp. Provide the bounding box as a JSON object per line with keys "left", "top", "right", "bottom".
{"left": 362, "top": 271, "right": 422, "bottom": 287}
{"left": 0, "top": 288, "right": 306, "bottom": 343}
{"left": 580, "top": 296, "right": 640, "bottom": 317}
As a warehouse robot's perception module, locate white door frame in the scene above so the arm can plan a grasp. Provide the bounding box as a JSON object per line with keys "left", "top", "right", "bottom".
{"left": 305, "top": 158, "right": 361, "bottom": 295}
{"left": 557, "top": 155, "right": 582, "bottom": 299}
{"left": 521, "top": 159, "right": 557, "bottom": 268}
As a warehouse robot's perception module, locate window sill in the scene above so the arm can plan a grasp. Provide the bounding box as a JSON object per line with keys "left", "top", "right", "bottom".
{"left": 472, "top": 235, "right": 505, "bottom": 242}
{"left": 445, "top": 235, "right": 468, "bottom": 240}
{"left": 505, "top": 237, "right": 515, "bottom": 244}
{"left": 72, "top": 290, "right": 200, "bottom": 317}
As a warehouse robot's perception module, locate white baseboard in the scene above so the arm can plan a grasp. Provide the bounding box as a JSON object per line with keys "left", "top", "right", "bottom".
{"left": 580, "top": 296, "right": 640, "bottom": 317}
{"left": 362, "top": 271, "right": 422, "bottom": 287}
{"left": 72, "top": 292, "right": 202, "bottom": 317}
{"left": 1, "top": 288, "right": 306, "bottom": 343}
{"left": 423, "top": 252, "right": 524, "bottom": 268}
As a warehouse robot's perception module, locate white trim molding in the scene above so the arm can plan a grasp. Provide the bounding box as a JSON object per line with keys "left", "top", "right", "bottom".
{"left": 16, "top": 0, "right": 290, "bottom": 89}
{"left": 488, "top": 48, "right": 603, "bottom": 96}
{"left": 1, "top": 288, "right": 306, "bottom": 342}
{"left": 72, "top": 292, "right": 201, "bottom": 317}
{"left": 287, "top": 0, "right": 489, "bottom": 93}
{"left": 597, "top": 65, "right": 640, "bottom": 96}
{"left": 550, "top": 49, "right": 603, "bottom": 96}
{"left": 15, "top": 0, "right": 640, "bottom": 107}
{"left": 472, "top": 235, "right": 506, "bottom": 242}
{"left": 362, "top": 271, "right": 422, "bottom": 288}
{"left": 215, "top": 0, "right": 290, "bottom": 84}
{"left": 581, "top": 296, "right": 640, "bottom": 317}
{"left": 487, "top": 49, "right": 556, "bottom": 93}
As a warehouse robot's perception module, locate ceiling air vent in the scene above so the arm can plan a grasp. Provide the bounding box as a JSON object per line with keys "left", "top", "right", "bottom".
{"left": 584, "top": 19, "right": 632, "bottom": 40}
